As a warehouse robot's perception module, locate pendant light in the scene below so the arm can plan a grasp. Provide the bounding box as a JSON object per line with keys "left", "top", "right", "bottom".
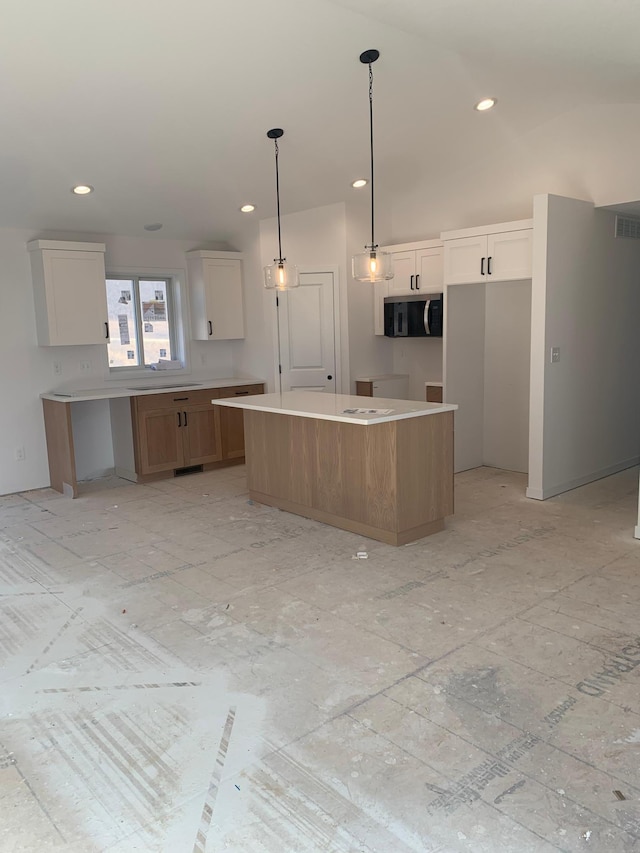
{"left": 264, "top": 128, "right": 299, "bottom": 290}
{"left": 352, "top": 49, "right": 394, "bottom": 283}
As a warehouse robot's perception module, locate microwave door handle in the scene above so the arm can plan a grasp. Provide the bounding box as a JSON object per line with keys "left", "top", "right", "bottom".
{"left": 424, "top": 299, "right": 431, "bottom": 335}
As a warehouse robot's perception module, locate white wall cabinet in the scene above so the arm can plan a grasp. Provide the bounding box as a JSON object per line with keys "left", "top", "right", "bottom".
{"left": 442, "top": 220, "right": 533, "bottom": 285}
{"left": 28, "top": 240, "right": 108, "bottom": 346}
{"left": 374, "top": 240, "right": 443, "bottom": 334}
{"left": 187, "top": 250, "right": 245, "bottom": 340}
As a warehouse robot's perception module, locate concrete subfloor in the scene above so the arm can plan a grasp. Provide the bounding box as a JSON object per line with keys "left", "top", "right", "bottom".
{"left": 0, "top": 464, "right": 639, "bottom": 852}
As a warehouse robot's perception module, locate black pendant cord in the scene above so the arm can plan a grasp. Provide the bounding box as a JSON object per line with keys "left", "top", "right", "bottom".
{"left": 274, "top": 138, "right": 283, "bottom": 262}
{"left": 368, "top": 60, "right": 375, "bottom": 250}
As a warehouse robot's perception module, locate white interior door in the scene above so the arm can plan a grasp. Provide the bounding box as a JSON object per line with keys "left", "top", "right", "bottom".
{"left": 278, "top": 271, "right": 336, "bottom": 392}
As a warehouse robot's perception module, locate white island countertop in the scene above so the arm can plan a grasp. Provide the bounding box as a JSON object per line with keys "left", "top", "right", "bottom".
{"left": 215, "top": 390, "right": 457, "bottom": 425}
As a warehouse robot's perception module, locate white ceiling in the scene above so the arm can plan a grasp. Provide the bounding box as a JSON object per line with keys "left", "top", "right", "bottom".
{"left": 3, "top": 0, "right": 640, "bottom": 245}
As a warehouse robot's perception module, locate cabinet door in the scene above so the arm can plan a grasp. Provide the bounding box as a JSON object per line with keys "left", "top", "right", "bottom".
{"left": 41, "top": 250, "right": 108, "bottom": 345}
{"left": 487, "top": 229, "right": 532, "bottom": 281}
{"left": 415, "top": 247, "right": 443, "bottom": 294}
{"left": 443, "top": 235, "right": 487, "bottom": 285}
{"left": 203, "top": 258, "right": 245, "bottom": 340}
{"left": 182, "top": 403, "right": 222, "bottom": 465}
{"left": 388, "top": 251, "right": 417, "bottom": 296}
{"left": 136, "top": 408, "right": 184, "bottom": 474}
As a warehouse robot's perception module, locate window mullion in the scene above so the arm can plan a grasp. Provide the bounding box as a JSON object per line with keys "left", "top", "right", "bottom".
{"left": 132, "top": 276, "right": 146, "bottom": 367}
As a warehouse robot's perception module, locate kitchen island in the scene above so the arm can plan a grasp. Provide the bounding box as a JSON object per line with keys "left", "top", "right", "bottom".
{"left": 214, "top": 391, "right": 457, "bottom": 545}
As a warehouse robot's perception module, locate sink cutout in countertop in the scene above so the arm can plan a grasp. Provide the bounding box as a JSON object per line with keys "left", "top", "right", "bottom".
{"left": 128, "top": 383, "right": 203, "bottom": 391}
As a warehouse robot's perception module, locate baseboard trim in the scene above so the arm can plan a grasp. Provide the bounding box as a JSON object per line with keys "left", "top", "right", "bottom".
{"left": 527, "top": 456, "right": 640, "bottom": 501}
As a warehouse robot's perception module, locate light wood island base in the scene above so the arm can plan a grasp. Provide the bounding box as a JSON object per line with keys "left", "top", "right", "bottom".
{"left": 243, "top": 408, "right": 454, "bottom": 546}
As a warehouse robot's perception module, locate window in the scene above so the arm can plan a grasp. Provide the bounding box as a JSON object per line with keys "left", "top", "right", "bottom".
{"left": 106, "top": 276, "right": 177, "bottom": 369}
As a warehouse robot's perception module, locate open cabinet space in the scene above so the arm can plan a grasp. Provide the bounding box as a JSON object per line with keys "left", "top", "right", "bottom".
{"left": 445, "top": 279, "right": 531, "bottom": 474}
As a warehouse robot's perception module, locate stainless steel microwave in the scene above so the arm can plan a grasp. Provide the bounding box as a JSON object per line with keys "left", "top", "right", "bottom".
{"left": 383, "top": 294, "right": 443, "bottom": 337}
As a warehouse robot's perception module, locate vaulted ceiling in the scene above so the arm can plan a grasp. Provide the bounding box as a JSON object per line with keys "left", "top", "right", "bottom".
{"left": 2, "top": 0, "right": 639, "bottom": 245}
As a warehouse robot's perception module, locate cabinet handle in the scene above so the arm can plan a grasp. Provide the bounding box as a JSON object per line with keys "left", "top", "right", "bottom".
{"left": 183, "top": 411, "right": 188, "bottom": 426}
{"left": 410, "top": 274, "right": 414, "bottom": 290}
{"left": 487, "top": 256, "right": 492, "bottom": 275}
{"left": 104, "top": 321, "right": 109, "bottom": 339}
{"left": 173, "top": 396, "right": 188, "bottom": 401}
{"left": 208, "top": 320, "right": 213, "bottom": 336}
{"left": 177, "top": 411, "right": 182, "bottom": 427}
{"left": 235, "top": 390, "right": 249, "bottom": 395}
{"left": 415, "top": 274, "right": 420, "bottom": 290}
{"left": 481, "top": 257, "right": 485, "bottom": 276}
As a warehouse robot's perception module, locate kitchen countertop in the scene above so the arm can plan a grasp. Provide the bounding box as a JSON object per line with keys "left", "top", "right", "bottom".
{"left": 214, "top": 390, "right": 457, "bottom": 425}
{"left": 41, "top": 377, "right": 263, "bottom": 403}
{"left": 354, "top": 373, "right": 409, "bottom": 382}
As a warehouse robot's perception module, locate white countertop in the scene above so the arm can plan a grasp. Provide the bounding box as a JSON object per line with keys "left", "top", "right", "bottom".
{"left": 214, "top": 391, "right": 457, "bottom": 425}
{"left": 41, "top": 377, "right": 263, "bottom": 403}
{"left": 355, "top": 373, "right": 409, "bottom": 382}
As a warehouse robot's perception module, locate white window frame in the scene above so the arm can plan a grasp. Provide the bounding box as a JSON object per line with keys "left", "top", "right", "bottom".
{"left": 104, "top": 266, "right": 190, "bottom": 380}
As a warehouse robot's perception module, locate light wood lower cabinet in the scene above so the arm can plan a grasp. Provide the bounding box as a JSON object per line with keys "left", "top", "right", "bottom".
{"left": 131, "top": 384, "right": 263, "bottom": 480}
{"left": 243, "top": 408, "right": 454, "bottom": 546}
{"left": 218, "top": 384, "right": 264, "bottom": 459}
{"left": 42, "top": 382, "right": 266, "bottom": 496}
{"left": 135, "top": 407, "right": 189, "bottom": 474}
{"left": 355, "top": 381, "right": 373, "bottom": 397}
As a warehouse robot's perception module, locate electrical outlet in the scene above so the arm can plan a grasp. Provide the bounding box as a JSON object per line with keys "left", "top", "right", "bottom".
{"left": 53, "top": 361, "right": 63, "bottom": 375}
{"left": 80, "top": 360, "right": 91, "bottom": 372}
{"left": 15, "top": 446, "right": 25, "bottom": 462}
{"left": 550, "top": 347, "right": 560, "bottom": 363}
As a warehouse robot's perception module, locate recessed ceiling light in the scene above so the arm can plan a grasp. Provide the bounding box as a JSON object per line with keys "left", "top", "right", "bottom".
{"left": 144, "top": 223, "right": 163, "bottom": 231}
{"left": 475, "top": 98, "right": 496, "bottom": 112}
{"left": 240, "top": 204, "right": 256, "bottom": 213}
{"left": 71, "top": 184, "right": 94, "bottom": 195}
{"left": 351, "top": 179, "right": 368, "bottom": 188}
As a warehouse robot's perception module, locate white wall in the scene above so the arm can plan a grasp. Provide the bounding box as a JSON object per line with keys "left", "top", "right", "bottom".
{"left": 0, "top": 228, "right": 238, "bottom": 495}
{"left": 483, "top": 281, "right": 531, "bottom": 473}
{"left": 528, "top": 194, "right": 640, "bottom": 499}
{"left": 445, "top": 283, "right": 486, "bottom": 472}
{"left": 445, "top": 279, "right": 531, "bottom": 474}
{"left": 392, "top": 338, "right": 443, "bottom": 401}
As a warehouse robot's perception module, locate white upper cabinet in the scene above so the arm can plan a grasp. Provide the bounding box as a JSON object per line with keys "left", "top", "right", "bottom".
{"left": 28, "top": 240, "right": 108, "bottom": 346}
{"left": 375, "top": 240, "right": 443, "bottom": 334}
{"left": 187, "top": 250, "right": 245, "bottom": 340}
{"left": 442, "top": 220, "right": 533, "bottom": 285}
{"left": 383, "top": 240, "right": 443, "bottom": 297}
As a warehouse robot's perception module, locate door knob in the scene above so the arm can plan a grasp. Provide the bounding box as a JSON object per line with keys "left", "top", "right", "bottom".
{"left": 327, "top": 375, "right": 333, "bottom": 380}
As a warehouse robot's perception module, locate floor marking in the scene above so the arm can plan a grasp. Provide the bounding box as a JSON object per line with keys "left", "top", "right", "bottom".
{"left": 40, "top": 681, "right": 200, "bottom": 694}
{"left": 25, "top": 607, "right": 83, "bottom": 674}
{"left": 193, "top": 706, "right": 236, "bottom": 853}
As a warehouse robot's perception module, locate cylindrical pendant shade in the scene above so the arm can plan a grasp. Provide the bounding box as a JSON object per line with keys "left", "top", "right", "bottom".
{"left": 352, "top": 249, "right": 394, "bottom": 282}
{"left": 264, "top": 260, "right": 300, "bottom": 290}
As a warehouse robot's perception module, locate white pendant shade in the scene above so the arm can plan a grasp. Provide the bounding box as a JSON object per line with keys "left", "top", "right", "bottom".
{"left": 352, "top": 248, "right": 394, "bottom": 282}
{"left": 264, "top": 260, "right": 299, "bottom": 290}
